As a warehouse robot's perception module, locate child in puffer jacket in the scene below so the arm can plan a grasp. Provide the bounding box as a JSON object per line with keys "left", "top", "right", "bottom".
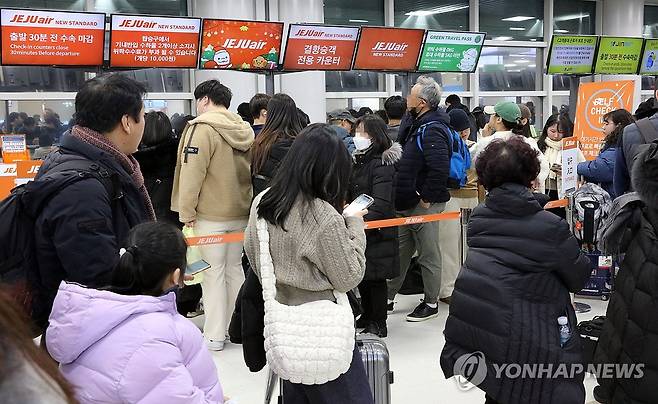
{"left": 46, "top": 222, "right": 225, "bottom": 404}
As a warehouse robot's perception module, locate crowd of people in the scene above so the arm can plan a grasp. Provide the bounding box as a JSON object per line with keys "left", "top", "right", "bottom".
{"left": 0, "top": 72, "right": 657, "bottom": 404}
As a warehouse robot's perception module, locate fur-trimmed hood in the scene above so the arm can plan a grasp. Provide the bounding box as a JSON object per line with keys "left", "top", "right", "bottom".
{"left": 632, "top": 142, "right": 658, "bottom": 208}
{"left": 382, "top": 142, "right": 402, "bottom": 166}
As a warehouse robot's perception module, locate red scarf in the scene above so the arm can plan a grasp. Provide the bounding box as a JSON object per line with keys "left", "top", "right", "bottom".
{"left": 71, "top": 125, "right": 156, "bottom": 221}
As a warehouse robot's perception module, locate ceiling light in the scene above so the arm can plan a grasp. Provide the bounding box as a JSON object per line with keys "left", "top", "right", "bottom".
{"left": 509, "top": 27, "right": 526, "bottom": 31}
{"left": 405, "top": 4, "right": 469, "bottom": 17}
{"left": 502, "top": 16, "right": 535, "bottom": 22}
{"left": 554, "top": 29, "right": 569, "bottom": 33}
{"left": 349, "top": 19, "right": 369, "bottom": 23}
{"left": 493, "top": 36, "right": 513, "bottom": 41}
{"left": 554, "top": 13, "right": 589, "bottom": 22}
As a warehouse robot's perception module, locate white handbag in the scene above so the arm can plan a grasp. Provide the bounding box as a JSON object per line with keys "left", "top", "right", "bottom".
{"left": 256, "top": 217, "right": 355, "bottom": 385}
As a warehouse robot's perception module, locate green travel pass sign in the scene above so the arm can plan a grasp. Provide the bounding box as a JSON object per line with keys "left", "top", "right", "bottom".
{"left": 417, "top": 31, "right": 485, "bottom": 73}
{"left": 547, "top": 35, "right": 598, "bottom": 75}
{"left": 639, "top": 39, "right": 658, "bottom": 75}
{"left": 594, "top": 37, "right": 643, "bottom": 74}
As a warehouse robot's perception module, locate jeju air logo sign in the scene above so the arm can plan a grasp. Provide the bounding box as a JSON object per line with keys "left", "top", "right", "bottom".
{"left": 0, "top": 9, "right": 105, "bottom": 66}
{"left": 110, "top": 15, "right": 201, "bottom": 68}
{"left": 353, "top": 26, "right": 425, "bottom": 71}
{"left": 199, "top": 19, "right": 283, "bottom": 71}
{"left": 282, "top": 24, "right": 360, "bottom": 71}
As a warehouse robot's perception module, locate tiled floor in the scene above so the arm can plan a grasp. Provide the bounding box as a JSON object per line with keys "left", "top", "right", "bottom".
{"left": 199, "top": 294, "right": 608, "bottom": 404}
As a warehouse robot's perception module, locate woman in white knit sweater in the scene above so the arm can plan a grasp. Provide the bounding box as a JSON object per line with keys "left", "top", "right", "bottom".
{"left": 244, "top": 123, "right": 374, "bottom": 404}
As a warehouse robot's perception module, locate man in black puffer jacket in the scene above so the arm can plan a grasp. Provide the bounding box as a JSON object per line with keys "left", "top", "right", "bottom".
{"left": 23, "top": 75, "right": 154, "bottom": 332}
{"left": 593, "top": 142, "right": 658, "bottom": 404}
{"left": 387, "top": 75, "right": 452, "bottom": 322}
{"left": 441, "top": 137, "right": 591, "bottom": 404}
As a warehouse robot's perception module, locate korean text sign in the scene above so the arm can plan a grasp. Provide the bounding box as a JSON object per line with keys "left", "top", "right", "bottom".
{"left": 574, "top": 80, "right": 634, "bottom": 160}
{"left": 283, "top": 24, "right": 359, "bottom": 71}
{"left": 199, "top": 19, "right": 283, "bottom": 70}
{"left": 1, "top": 135, "right": 30, "bottom": 163}
{"left": 418, "top": 31, "right": 485, "bottom": 73}
{"left": 546, "top": 35, "right": 598, "bottom": 75}
{"left": 639, "top": 39, "right": 658, "bottom": 75}
{"left": 0, "top": 9, "right": 104, "bottom": 66}
{"left": 594, "top": 37, "right": 643, "bottom": 74}
{"left": 110, "top": 15, "right": 200, "bottom": 68}
{"left": 561, "top": 139, "right": 579, "bottom": 198}
{"left": 353, "top": 27, "right": 425, "bottom": 71}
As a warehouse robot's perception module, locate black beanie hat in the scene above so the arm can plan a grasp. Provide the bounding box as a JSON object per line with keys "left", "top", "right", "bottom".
{"left": 449, "top": 109, "right": 471, "bottom": 132}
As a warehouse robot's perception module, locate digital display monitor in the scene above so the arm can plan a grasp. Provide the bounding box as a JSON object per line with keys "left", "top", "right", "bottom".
{"left": 418, "top": 30, "right": 485, "bottom": 73}
{"left": 352, "top": 26, "right": 425, "bottom": 72}
{"left": 593, "top": 36, "right": 643, "bottom": 75}
{"left": 199, "top": 19, "right": 284, "bottom": 71}
{"left": 0, "top": 8, "right": 105, "bottom": 66}
{"left": 282, "top": 24, "right": 359, "bottom": 71}
{"left": 546, "top": 35, "right": 598, "bottom": 75}
{"left": 639, "top": 39, "right": 658, "bottom": 75}
{"left": 109, "top": 14, "right": 201, "bottom": 68}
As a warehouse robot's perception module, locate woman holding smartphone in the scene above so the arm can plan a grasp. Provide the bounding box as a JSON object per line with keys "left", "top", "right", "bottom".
{"left": 537, "top": 113, "right": 586, "bottom": 203}
{"left": 348, "top": 114, "right": 401, "bottom": 337}
{"left": 243, "top": 123, "right": 373, "bottom": 403}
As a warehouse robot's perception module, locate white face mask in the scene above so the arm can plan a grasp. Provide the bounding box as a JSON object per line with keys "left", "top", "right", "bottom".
{"left": 353, "top": 136, "right": 372, "bottom": 151}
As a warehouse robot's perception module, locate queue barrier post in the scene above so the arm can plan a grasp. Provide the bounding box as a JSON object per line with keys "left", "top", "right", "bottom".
{"left": 459, "top": 207, "right": 473, "bottom": 265}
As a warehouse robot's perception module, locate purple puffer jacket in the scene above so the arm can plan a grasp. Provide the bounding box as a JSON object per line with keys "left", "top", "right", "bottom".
{"left": 46, "top": 282, "right": 224, "bottom": 404}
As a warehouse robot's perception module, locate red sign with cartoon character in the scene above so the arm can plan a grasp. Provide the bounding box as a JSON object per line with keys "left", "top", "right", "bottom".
{"left": 199, "top": 19, "right": 283, "bottom": 70}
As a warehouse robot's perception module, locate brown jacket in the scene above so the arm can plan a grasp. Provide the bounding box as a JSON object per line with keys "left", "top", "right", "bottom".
{"left": 171, "top": 109, "right": 254, "bottom": 223}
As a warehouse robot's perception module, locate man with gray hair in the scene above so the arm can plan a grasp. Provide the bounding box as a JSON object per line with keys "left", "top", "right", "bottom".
{"left": 387, "top": 75, "right": 452, "bottom": 322}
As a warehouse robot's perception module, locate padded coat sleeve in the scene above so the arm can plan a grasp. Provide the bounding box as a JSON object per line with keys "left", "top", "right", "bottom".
{"left": 42, "top": 178, "right": 117, "bottom": 287}
{"left": 552, "top": 220, "right": 592, "bottom": 293}
{"left": 419, "top": 125, "right": 450, "bottom": 202}
{"left": 119, "top": 341, "right": 223, "bottom": 404}
{"left": 577, "top": 148, "right": 615, "bottom": 183}
{"left": 364, "top": 163, "right": 396, "bottom": 221}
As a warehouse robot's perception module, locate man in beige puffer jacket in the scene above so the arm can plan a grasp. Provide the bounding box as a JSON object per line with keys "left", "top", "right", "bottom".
{"left": 172, "top": 79, "right": 254, "bottom": 351}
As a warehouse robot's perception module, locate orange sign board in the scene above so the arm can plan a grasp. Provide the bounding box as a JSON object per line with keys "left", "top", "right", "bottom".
{"left": 0, "top": 9, "right": 105, "bottom": 66}
{"left": 353, "top": 27, "right": 425, "bottom": 71}
{"left": 1, "top": 135, "right": 30, "bottom": 163}
{"left": 573, "top": 80, "right": 635, "bottom": 160}
{"left": 199, "top": 19, "right": 283, "bottom": 71}
{"left": 282, "top": 24, "right": 359, "bottom": 71}
{"left": 16, "top": 160, "right": 42, "bottom": 178}
{"left": 110, "top": 15, "right": 201, "bottom": 68}
{"left": 0, "top": 160, "right": 41, "bottom": 200}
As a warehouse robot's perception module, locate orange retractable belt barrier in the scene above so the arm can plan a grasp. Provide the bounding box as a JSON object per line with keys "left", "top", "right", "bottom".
{"left": 185, "top": 200, "right": 567, "bottom": 246}
{"left": 185, "top": 211, "right": 461, "bottom": 247}
{"left": 544, "top": 198, "right": 569, "bottom": 209}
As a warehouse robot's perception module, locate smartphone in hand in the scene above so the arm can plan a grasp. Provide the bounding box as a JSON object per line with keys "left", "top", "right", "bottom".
{"left": 186, "top": 259, "right": 211, "bottom": 276}
{"left": 343, "top": 194, "right": 374, "bottom": 217}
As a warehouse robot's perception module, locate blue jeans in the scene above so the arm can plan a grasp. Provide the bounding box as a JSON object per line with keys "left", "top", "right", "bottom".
{"left": 281, "top": 345, "right": 374, "bottom": 404}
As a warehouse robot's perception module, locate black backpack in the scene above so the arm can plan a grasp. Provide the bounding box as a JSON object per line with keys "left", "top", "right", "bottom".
{"left": 0, "top": 157, "right": 119, "bottom": 334}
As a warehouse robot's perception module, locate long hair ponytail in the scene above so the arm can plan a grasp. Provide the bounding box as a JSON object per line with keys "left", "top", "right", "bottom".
{"left": 111, "top": 222, "right": 187, "bottom": 297}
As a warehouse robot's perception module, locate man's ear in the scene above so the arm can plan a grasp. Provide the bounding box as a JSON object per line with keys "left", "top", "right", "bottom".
{"left": 121, "top": 114, "right": 131, "bottom": 134}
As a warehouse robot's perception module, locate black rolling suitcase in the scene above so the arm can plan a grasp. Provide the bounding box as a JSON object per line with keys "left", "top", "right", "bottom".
{"left": 357, "top": 334, "right": 394, "bottom": 404}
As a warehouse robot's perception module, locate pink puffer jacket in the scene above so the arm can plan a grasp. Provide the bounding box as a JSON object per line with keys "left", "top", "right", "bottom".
{"left": 47, "top": 282, "right": 223, "bottom": 403}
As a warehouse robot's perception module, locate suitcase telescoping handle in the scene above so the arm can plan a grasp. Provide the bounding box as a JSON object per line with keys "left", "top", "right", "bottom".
{"left": 580, "top": 200, "right": 600, "bottom": 246}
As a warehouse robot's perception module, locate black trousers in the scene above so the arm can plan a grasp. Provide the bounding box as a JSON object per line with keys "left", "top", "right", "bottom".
{"left": 358, "top": 279, "right": 388, "bottom": 323}
{"left": 281, "top": 345, "right": 374, "bottom": 404}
